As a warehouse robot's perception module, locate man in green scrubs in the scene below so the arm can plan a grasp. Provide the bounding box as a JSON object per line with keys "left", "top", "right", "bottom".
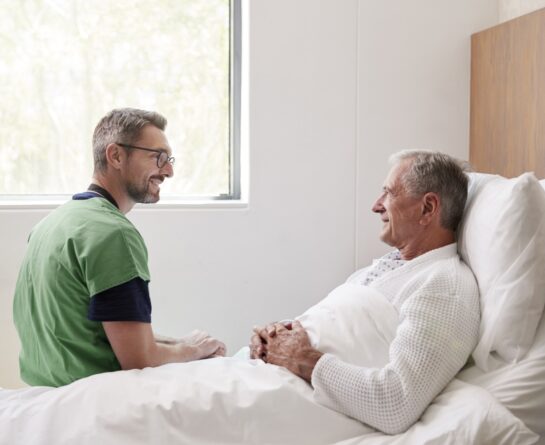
{"left": 13, "top": 108, "right": 225, "bottom": 387}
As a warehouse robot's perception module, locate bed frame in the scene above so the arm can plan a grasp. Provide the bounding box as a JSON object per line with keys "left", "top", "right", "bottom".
{"left": 470, "top": 7, "right": 545, "bottom": 179}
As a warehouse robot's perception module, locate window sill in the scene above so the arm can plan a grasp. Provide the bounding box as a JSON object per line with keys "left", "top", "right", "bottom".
{"left": 0, "top": 197, "right": 249, "bottom": 211}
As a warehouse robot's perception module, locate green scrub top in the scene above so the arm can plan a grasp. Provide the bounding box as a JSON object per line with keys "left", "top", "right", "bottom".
{"left": 13, "top": 198, "right": 150, "bottom": 387}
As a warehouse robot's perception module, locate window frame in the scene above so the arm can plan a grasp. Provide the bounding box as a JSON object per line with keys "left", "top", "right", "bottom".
{"left": 0, "top": 0, "right": 243, "bottom": 209}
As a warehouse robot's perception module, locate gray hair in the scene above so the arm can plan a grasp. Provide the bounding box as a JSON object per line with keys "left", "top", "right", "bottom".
{"left": 389, "top": 150, "right": 470, "bottom": 231}
{"left": 92, "top": 108, "right": 167, "bottom": 173}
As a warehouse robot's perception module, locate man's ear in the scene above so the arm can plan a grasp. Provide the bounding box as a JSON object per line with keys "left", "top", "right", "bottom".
{"left": 105, "top": 143, "right": 124, "bottom": 170}
{"left": 420, "top": 192, "right": 440, "bottom": 225}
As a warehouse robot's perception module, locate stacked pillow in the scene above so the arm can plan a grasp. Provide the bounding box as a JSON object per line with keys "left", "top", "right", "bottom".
{"left": 457, "top": 172, "right": 545, "bottom": 371}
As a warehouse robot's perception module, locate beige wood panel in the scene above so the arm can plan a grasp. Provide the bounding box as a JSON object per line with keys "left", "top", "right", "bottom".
{"left": 470, "top": 7, "right": 545, "bottom": 178}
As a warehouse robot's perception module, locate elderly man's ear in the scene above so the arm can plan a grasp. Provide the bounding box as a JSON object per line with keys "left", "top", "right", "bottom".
{"left": 420, "top": 192, "right": 440, "bottom": 225}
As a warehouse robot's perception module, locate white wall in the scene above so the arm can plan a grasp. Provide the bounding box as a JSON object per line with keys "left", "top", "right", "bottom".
{"left": 499, "top": 0, "right": 545, "bottom": 21}
{"left": 0, "top": 0, "right": 499, "bottom": 389}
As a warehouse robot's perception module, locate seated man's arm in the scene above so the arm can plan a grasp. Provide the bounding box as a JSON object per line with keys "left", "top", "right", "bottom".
{"left": 310, "top": 291, "right": 479, "bottom": 434}
{"left": 103, "top": 322, "right": 225, "bottom": 369}
{"left": 89, "top": 277, "right": 225, "bottom": 369}
{"left": 154, "top": 331, "right": 226, "bottom": 356}
{"left": 154, "top": 333, "right": 178, "bottom": 345}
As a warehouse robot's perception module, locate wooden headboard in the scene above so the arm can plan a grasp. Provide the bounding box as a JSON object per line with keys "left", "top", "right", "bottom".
{"left": 470, "top": 7, "right": 545, "bottom": 179}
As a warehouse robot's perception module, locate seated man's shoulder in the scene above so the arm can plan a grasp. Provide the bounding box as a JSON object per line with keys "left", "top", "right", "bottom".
{"left": 71, "top": 203, "right": 140, "bottom": 235}
{"left": 62, "top": 209, "right": 146, "bottom": 259}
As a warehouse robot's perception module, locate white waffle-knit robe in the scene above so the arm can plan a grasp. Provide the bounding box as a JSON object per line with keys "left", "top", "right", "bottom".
{"left": 311, "top": 243, "right": 480, "bottom": 434}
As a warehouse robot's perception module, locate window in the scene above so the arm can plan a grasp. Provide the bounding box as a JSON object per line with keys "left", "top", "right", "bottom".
{"left": 0, "top": 0, "right": 241, "bottom": 202}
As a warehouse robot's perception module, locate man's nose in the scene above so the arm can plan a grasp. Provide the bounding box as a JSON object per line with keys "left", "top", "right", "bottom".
{"left": 372, "top": 195, "right": 385, "bottom": 213}
{"left": 161, "top": 162, "right": 174, "bottom": 178}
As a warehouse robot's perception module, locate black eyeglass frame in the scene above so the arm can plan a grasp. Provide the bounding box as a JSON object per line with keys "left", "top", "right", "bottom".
{"left": 116, "top": 143, "right": 175, "bottom": 168}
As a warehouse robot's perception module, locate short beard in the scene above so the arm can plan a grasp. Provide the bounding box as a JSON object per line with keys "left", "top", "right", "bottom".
{"left": 126, "top": 181, "right": 159, "bottom": 204}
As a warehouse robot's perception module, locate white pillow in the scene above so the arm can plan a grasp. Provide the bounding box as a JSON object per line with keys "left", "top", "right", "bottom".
{"left": 458, "top": 310, "right": 545, "bottom": 435}
{"left": 458, "top": 172, "right": 545, "bottom": 371}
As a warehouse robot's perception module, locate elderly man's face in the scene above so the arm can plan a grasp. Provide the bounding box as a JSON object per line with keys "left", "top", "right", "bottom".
{"left": 372, "top": 160, "right": 423, "bottom": 249}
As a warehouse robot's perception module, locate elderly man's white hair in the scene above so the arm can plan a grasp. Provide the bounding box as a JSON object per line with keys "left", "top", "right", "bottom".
{"left": 388, "top": 150, "right": 470, "bottom": 232}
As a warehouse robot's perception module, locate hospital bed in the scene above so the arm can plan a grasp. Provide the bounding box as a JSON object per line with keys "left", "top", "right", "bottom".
{"left": 2, "top": 8, "right": 545, "bottom": 445}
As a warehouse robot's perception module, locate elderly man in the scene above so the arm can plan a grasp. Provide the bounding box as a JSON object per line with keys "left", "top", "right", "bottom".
{"left": 250, "top": 150, "right": 479, "bottom": 434}
{"left": 13, "top": 108, "right": 225, "bottom": 387}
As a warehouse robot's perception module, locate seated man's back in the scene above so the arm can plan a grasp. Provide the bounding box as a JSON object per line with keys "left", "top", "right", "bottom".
{"left": 14, "top": 197, "right": 145, "bottom": 386}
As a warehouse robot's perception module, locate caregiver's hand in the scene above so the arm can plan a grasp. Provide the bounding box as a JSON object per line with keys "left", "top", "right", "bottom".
{"left": 181, "top": 330, "right": 227, "bottom": 359}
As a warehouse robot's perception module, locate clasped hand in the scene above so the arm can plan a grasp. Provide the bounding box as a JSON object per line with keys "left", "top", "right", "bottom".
{"left": 249, "top": 320, "right": 323, "bottom": 383}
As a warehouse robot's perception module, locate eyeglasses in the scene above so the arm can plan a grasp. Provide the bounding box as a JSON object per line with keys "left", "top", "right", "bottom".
{"left": 116, "top": 143, "right": 175, "bottom": 168}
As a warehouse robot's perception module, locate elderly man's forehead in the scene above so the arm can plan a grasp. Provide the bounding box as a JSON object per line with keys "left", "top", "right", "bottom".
{"left": 385, "top": 159, "right": 412, "bottom": 186}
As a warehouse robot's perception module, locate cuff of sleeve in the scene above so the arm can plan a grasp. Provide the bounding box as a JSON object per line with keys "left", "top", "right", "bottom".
{"left": 311, "top": 353, "right": 341, "bottom": 410}
{"left": 311, "top": 353, "right": 334, "bottom": 385}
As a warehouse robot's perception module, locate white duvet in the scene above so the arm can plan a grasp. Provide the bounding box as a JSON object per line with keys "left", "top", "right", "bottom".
{"left": 0, "top": 284, "right": 538, "bottom": 445}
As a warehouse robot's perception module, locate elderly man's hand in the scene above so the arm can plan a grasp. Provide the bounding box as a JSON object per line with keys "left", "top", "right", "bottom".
{"left": 252, "top": 320, "right": 323, "bottom": 383}
{"left": 250, "top": 320, "right": 294, "bottom": 360}
{"left": 249, "top": 329, "right": 267, "bottom": 360}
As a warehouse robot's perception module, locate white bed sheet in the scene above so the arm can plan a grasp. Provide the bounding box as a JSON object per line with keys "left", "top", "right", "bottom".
{"left": 0, "top": 360, "right": 538, "bottom": 445}
{"left": 0, "top": 284, "right": 538, "bottom": 445}
{"left": 458, "top": 310, "right": 545, "bottom": 437}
